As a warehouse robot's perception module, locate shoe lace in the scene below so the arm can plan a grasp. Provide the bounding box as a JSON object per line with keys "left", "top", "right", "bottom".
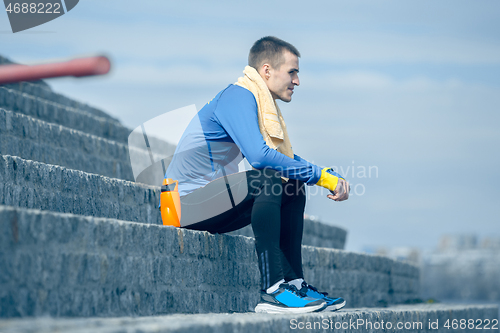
{"left": 282, "top": 283, "right": 308, "bottom": 298}
{"left": 302, "top": 282, "right": 328, "bottom": 297}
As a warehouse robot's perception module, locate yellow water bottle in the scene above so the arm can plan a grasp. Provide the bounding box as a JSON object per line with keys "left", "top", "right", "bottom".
{"left": 160, "top": 178, "right": 181, "bottom": 227}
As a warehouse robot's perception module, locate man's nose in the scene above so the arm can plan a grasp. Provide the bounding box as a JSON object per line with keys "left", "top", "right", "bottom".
{"left": 293, "top": 75, "right": 300, "bottom": 86}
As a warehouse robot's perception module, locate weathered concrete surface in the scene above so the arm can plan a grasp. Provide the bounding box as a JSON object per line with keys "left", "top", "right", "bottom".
{"left": 0, "top": 108, "right": 175, "bottom": 182}
{"left": 0, "top": 108, "right": 139, "bottom": 181}
{"left": 229, "top": 220, "right": 347, "bottom": 250}
{"left": 0, "top": 304, "right": 497, "bottom": 333}
{"left": 0, "top": 87, "right": 131, "bottom": 144}
{"left": 0, "top": 154, "right": 161, "bottom": 225}
{"left": 0, "top": 206, "right": 419, "bottom": 318}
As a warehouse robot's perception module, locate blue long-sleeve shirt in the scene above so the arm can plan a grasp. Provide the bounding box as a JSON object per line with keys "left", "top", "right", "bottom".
{"left": 165, "top": 84, "right": 322, "bottom": 196}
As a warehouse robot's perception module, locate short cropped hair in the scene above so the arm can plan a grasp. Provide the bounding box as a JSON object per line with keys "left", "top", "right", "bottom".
{"left": 248, "top": 36, "right": 300, "bottom": 70}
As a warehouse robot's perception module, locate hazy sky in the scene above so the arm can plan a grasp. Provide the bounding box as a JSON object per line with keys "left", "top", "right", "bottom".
{"left": 2, "top": 0, "right": 499, "bottom": 253}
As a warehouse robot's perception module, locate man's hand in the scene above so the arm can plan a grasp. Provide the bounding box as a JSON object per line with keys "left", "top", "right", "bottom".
{"left": 316, "top": 167, "right": 350, "bottom": 201}
{"left": 327, "top": 178, "right": 350, "bottom": 201}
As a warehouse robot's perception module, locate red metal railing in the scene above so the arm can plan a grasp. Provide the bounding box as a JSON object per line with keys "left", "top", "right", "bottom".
{"left": 0, "top": 56, "right": 111, "bottom": 85}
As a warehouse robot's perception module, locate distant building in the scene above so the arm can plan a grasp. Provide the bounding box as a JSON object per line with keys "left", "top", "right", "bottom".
{"left": 363, "top": 235, "right": 500, "bottom": 302}
{"left": 421, "top": 234, "right": 500, "bottom": 302}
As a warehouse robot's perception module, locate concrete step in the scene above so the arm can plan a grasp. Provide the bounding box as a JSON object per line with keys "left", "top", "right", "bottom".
{"left": 0, "top": 304, "right": 498, "bottom": 333}
{"left": 0, "top": 205, "right": 419, "bottom": 318}
{"left": 0, "top": 86, "right": 130, "bottom": 144}
{"left": 0, "top": 155, "right": 161, "bottom": 225}
{"left": 0, "top": 55, "right": 119, "bottom": 122}
{"left": 229, "top": 221, "right": 347, "bottom": 250}
{"left": 0, "top": 108, "right": 174, "bottom": 182}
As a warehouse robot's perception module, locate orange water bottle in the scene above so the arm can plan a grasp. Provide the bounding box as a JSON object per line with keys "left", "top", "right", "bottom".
{"left": 160, "top": 178, "right": 181, "bottom": 227}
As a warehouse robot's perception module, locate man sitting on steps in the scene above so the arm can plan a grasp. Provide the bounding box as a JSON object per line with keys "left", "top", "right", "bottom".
{"left": 163, "top": 36, "right": 350, "bottom": 314}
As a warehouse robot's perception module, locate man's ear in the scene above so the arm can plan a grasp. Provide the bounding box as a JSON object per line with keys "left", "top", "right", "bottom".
{"left": 259, "top": 63, "right": 272, "bottom": 81}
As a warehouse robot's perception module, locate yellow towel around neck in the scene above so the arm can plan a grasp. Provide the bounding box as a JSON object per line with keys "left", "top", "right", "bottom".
{"left": 235, "top": 66, "right": 294, "bottom": 161}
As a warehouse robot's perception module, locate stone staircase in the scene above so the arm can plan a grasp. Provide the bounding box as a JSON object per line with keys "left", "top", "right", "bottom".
{"left": 0, "top": 55, "right": 497, "bottom": 331}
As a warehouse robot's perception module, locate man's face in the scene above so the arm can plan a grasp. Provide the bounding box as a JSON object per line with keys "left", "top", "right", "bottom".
{"left": 261, "top": 51, "right": 300, "bottom": 102}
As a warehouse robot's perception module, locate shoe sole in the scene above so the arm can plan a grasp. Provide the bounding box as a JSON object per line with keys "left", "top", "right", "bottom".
{"left": 324, "top": 300, "right": 346, "bottom": 311}
{"left": 255, "top": 302, "right": 327, "bottom": 314}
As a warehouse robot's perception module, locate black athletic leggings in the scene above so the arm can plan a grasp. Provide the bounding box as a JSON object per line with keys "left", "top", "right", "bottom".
{"left": 181, "top": 169, "right": 306, "bottom": 290}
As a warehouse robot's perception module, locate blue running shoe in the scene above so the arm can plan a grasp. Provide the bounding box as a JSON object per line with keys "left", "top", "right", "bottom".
{"left": 254, "top": 283, "right": 327, "bottom": 314}
{"left": 300, "top": 282, "right": 346, "bottom": 311}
